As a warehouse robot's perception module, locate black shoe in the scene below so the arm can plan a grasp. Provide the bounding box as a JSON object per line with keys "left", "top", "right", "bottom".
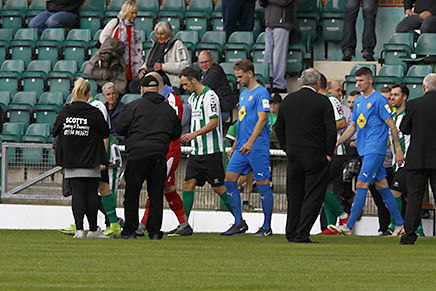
{"left": 220, "top": 220, "right": 248, "bottom": 236}
{"left": 292, "top": 238, "right": 319, "bottom": 244}
{"left": 363, "top": 53, "right": 375, "bottom": 61}
{"left": 164, "top": 227, "right": 177, "bottom": 235}
{"left": 167, "top": 223, "right": 193, "bottom": 237}
{"left": 398, "top": 240, "right": 415, "bottom": 245}
{"left": 149, "top": 232, "right": 164, "bottom": 240}
{"left": 113, "top": 233, "right": 137, "bottom": 239}
{"left": 342, "top": 54, "right": 352, "bottom": 61}
{"left": 380, "top": 230, "right": 392, "bottom": 236}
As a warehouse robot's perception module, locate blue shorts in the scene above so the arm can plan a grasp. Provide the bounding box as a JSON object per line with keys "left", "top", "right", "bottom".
{"left": 227, "top": 150, "right": 271, "bottom": 181}
{"left": 358, "top": 154, "right": 387, "bottom": 183}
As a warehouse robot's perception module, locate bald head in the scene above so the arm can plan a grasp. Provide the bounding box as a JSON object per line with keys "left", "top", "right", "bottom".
{"left": 140, "top": 72, "right": 163, "bottom": 94}
{"left": 327, "top": 80, "right": 343, "bottom": 100}
{"left": 198, "top": 50, "right": 215, "bottom": 73}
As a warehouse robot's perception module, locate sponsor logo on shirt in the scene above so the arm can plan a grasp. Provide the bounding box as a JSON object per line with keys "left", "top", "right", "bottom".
{"left": 262, "top": 99, "right": 269, "bottom": 109}
{"left": 384, "top": 104, "right": 392, "bottom": 114}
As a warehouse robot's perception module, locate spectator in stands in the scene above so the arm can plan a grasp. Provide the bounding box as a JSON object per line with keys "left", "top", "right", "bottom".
{"left": 269, "top": 93, "right": 282, "bottom": 149}
{"left": 100, "top": 1, "right": 144, "bottom": 89}
{"left": 29, "top": 0, "right": 84, "bottom": 35}
{"left": 141, "top": 21, "right": 191, "bottom": 91}
{"left": 396, "top": 0, "right": 436, "bottom": 34}
{"left": 116, "top": 72, "right": 182, "bottom": 240}
{"left": 197, "top": 50, "right": 237, "bottom": 125}
{"left": 84, "top": 38, "right": 127, "bottom": 94}
{"left": 341, "top": 0, "right": 379, "bottom": 61}
{"left": 102, "top": 82, "right": 125, "bottom": 143}
{"left": 379, "top": 86, "right": 392, "bottom": 100}
{"left": 52, "top": 78, "right": 110, "bottom": 239}
{"left": 347, "top": 90, "right": 360, "bottom": 111}
{"left": 222, "top": 0, "right": 256, "bottom": 39}
{"left": 260, "top": 0, "right": 297, "bottom": 94}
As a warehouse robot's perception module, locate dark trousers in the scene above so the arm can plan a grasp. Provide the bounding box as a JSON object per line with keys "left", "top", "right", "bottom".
{"left": 122, "top": 155, "right": 166, "bottom": 236}
{"left": 285, "top": 151, "right": 330, "bottom": 242}
{"left": 70, "top": 177, "right": 100, "bottom": 231}
{"left": 369, "top": 167, "right": 394, "bottom": 232}
{"left": 401, "top": 169, "right": 436, "bottom": 244}
{"left": 222, "top": 0, "right": 255, "bottom": 39}
{"left": 396, "top": 15, "right": 436, "bottom": 34}
{"left": 341, "top": 0, "right": 379, "bottom": 56}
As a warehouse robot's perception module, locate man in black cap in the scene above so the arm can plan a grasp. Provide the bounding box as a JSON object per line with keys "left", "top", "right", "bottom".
{"left": 116, "top": 72, "right": 182, "bottom": 240}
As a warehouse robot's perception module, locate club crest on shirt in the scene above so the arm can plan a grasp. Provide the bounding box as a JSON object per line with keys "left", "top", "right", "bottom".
{"left": 367, "top": 103, "right": 371, "bottom": 109}
{"left": 384, "top": 104, "right": 392, "bottom": 114}
{"left": 248, "top": 96, "right": 253, "bottom": 101}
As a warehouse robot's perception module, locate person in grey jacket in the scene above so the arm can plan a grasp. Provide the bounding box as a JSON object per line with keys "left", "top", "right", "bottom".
{"left": 260, "top": 0, "right": 297, "bottom": 94}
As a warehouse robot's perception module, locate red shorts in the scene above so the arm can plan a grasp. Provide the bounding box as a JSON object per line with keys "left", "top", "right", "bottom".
{"left": 165, "top": 153, "right": 181, "bottom": 188}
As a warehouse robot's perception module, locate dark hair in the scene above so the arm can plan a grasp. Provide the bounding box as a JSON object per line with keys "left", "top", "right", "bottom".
{"left": 180, "top": 67, "right": 200, "bottom": 81}
{"left": 319, "top": 73, "right": 327, "bottom": 90}
{"left": 379, "top": 86, "right": 391, "bottom": 93}
{"left": 355, "top": 67, "right": 373, "bottom": 78}
{"left": 349, "top": 90, "right": 360, "bottom": 97}
{"left": 392, "top": 83, "right": 410, "bottom": 99}
{"left": 233, "top": 59, "right": 254, "bottom": 73}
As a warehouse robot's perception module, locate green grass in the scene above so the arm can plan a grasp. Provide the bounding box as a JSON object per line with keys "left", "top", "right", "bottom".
{"left": 0, "top": 231, "right": 436, "bottom": 290}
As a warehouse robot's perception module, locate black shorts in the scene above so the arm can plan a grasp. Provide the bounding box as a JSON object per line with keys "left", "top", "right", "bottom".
{"left": 391, "top": 167, "right": 407, "bottom": 193}
{"left": 185, "top": 152, "right": 225, "bottom": 187}
{"left": 100, "top": 169, "right": 109, "bottom": 183}
{"left": 327, "top": 155, "right": 347, "bottom": 183}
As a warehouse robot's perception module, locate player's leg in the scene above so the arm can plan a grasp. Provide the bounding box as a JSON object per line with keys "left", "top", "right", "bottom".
{"left": 100, "top": 174, "right": 121, "bottom": 236}
{"left": 182, "top": 155, "right": 201, "bottom": 218}
{"left": 242, "top": 172, "right": 254, "bottom": 212}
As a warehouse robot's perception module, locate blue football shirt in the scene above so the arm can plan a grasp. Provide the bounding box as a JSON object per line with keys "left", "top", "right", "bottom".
{"left": 351, "top": 91, "right": 393, "bottom": 156}
{"left": 236, "top": 85, "right": 270, "bottom": 151}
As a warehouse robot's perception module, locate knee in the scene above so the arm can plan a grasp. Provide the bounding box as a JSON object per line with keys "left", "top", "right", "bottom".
{"left": 183, "top": 180, "right": 195, "bottom": 191}
{"left": 356, "top": 181, "right": 369, "bottom": 188}
{"left": 45, "top": 16, "right": 61, "bottom": 28}
{"left": 420, "top": 20, "right": 436, "bottom": 33}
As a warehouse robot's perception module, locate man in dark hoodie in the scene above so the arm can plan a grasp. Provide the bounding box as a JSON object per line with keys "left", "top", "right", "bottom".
{"left": 260, "top": 0, "right": 296, "bottom": 94}
{"left": 116, "top": 72, "right": 182, "bottom": 240}
{"left": 29, "top": 0, "right": 84, "bottom": 35}
{"left": 396, "top": 0, "right": 436, "bottom": 34}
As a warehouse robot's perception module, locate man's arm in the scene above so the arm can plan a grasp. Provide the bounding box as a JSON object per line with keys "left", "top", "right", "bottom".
{"left": 336, "top": 118, "right": 347, "bottom": 130}
{"left": 337, "top": 121, "right": 357, "bottom": 146}
{"left": 240, "top": 111, "right": 268, "bottom": 154}
{"left": 181, "top": 117, "right": 218, "bottom": 142}
{"left": 116, "top": 104, "right": 132, "bottom": 136}
{"left": 385, "top": 116, "right": 405, "bottom": 165}
{"left": 274, "top": 105, "right": 286, "bottom": 152}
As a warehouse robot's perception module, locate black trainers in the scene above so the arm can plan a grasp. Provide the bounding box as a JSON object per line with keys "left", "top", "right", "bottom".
{"left": 167, "top": 223, "right": 193, "bottom": 237}
{"left": 220, "top": 220, "right": 248, "bottom": 236}
{"left": 252, "top": 227, "right": 273, "bottom": 237}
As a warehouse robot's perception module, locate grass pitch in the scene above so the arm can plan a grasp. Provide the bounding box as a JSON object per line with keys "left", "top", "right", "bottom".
{"left": 0, "top": 231, "right": 436, "bottom": 290}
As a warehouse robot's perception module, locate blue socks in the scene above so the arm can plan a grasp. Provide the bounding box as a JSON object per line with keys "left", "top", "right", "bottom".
{"left": 224, "top": 181, "right": 242, "bottom": 225}
{"left": 257, "top": 184, "right": 273, "bottom": 230}
{"left": 377, "top": 187, "right": 404, "bottom": 226}
{"left": 347, "top": 187, "right": 367, "bottom": 229}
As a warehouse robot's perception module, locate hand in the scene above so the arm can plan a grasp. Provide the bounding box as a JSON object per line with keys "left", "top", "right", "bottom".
{"left": 349, "top": 141, "right": 356, "bottom": 148}
{"left": 138, "top": 69, "right": 146, "bottom": 79}
{"left": 326, "top": 155, "right": 333, "bottom": 162}
{"left": 153, "top": 62, "right": 163, "bottom": 71}
{"left": 227, "top": 147, "right": 235, "bottom": 160}
{"left": 108, "top": 163, "right": 117, "bottom": 169}
{"left": 239, "top": 141, "right": 253, "bottom": 155}
{"left": 405, "top": 9, "right": 416, "bottom": 16}
{"left": 395, "top": 149, "right": 405, "bottom": 166}
{"left": 181, "top": 132, "right": 197, "bottom": 143}
{"left": 419, "top": 11, "right": 432, "bottom": 19}
{"left": 100, "top": 164, "right": 107, "bottom": 171}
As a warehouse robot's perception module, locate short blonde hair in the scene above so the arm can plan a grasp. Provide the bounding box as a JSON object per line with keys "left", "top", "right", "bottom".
{"left": 71, "top": 78, "right": 91, "bottom": 103}
{"left": 118, "top": 1, "right": 138, "bottom": 19}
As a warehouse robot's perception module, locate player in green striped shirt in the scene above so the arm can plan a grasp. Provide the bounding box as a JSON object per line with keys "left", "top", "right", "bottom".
{"left": 179, "top": 67, "right": 234, "bottom": 224}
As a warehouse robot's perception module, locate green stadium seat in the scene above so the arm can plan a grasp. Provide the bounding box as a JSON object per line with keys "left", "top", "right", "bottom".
{"left": 36, "top": 28, "right": 65, "bottom": 65}
{"left": 254, "top": 62, "right": 269, "bottom": 86}
{"left": 219, "top": 62, "right": 237, "bottom": 91}
{"left": 8, "top": 92, "right": 37, "bottom": 127}
{"left": 287, "top": 33, "right": 312, "bottom": 74}
{"left": 159, "top": 0, "right": 187, "bottom": 33}
{"left": 27, "top": 0, "right": 46, "bottom": 22}
{"left": 105, "top": 0, "right": 125, "bottom": 21}
{"left": 211, "top": 0, "right": 223, "bottom": 31}
{"left": 121, "top": 94, "right": 141, "bottom": 104}
{"left": 21, "top": 60, "right": 51, "bottom": 96}
{"left": 0, "top": 60, "right": 25, "bottom": 95}
{"left": 0, "top": 91, "right": 11, "bottom": 112}
{"left": 136, "top": 16, "right": 155, "bottom": 38}
{"left": 413, "top": 33, "right": 436, "bottom": 61}
{"left": 402, "top": 65, "right": 434, "bottom": 100}
{"left": 137, "top": 0, "right": 160, "bottom": 16}
{"left": 196, "top": 31, "right": 227, "bottom": 62}
{"left": 81, "top": 0, "right": 106, "bottom": 11}
{"left": 10, "top": 28, "right": 38, "bottom": 67}
{"left": 93, "top": 93, "right": 107, "bottom": 103}
{"left": 1, "top": 0, "right": 28, "bottom": 34}
{"left": 48, "top": 61, "right": 78, "bottom": 99}
{"left": 223, "top": 31, "right": 254, "bottom": 63}
{"left": 0, "top": 29, "right": 13, "bottom": 63}
{"left": 0, "top": 122, "right": 25, "bottom": 142}
{"left": 321, "top": 0, "right": 345, "bottom": 41}
{"left": 184, "top": 0, "right": 213, "bottom": 38}
{"left": 89, "top": 30, "right": 102, "bottom": 57}
{"left": 175, "top": 30, "right": 199, "bottom": 58}
{"left": 22, "top": 123, "right": 51, "bottom": 143}
{"left": 63, "top": 29, "right": 91, "bottom": 66}
{"left": 251, "top": 32, "right": 265, "bottom": 63}
{"left": 374, "top": 65, "right": 405, "bottom": 90}
{"left": 80, "top": 0, "right": 105, "bottom": 35}
{"left": 296, "top": 0, "right": 321, "bottom": 42}
{"left": 380, "top": 32, "right": 414, "bottom": 65}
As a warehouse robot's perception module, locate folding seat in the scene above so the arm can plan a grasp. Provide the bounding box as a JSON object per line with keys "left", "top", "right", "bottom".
{"left": 374, "top": 65, "right": 405, "bottom": 90}
{"left": 48, "top": 60, "right": 78, "bottom": 99}
{"left": 251, "top": 32, "right": 265, "bottom": 63}
{"left": 136, "top": 16, "right": 155, "bottom": 38}
{"left": 410, "top": 33, "right": 436, "bottom": 62}
{"left": 137, "top": 0, "right": 160, "bottom": 16}
{"left": 27, "top": 0, "right": 46, "bottom": 23}
{"left": 223, "top": 31, "right": 254, "bottom": 63}
{"left": 21, "top": 60, "right": 51, "bottom": 96}
{"left": 10, "top": 28, "right": 38, "bottom": 67}
{"left": 175, "top": 31, "right": 199, "bottom": 60}
{"left": 287, "top": 34, "right": 312, "bottom": 74}
{"left": 196, "top": 31, "right": 226, "bottom": 62}
{"left": 184, "top": 0, "right": 213, "bottom": 38}
{"left": 1, "top": 0, "right": 28, "bottom": 34}
{"left": 403, "top": 65, "right": 434, "bottom": 100}
{"left": 0, "top": 60, "right": 25, "bottom": 95}
{"left": 89, "top": 30, "right": 102, "bottom": 57}
{"left": 0, "top": 122, "right": 25, "bottom": 142}
{"left": 0, "top": 91, "right": 11, "bottom": 113}
{"left": 79, "top": 0, "right": 106, "bottom": 36}
{"left": 105, "top": 0, "right": 125, "bottom": 22}
{"left": 253, "top": 62, "right": 269, "bottom": 86}
{"left": 296, "top": 0, "right": 321, "bottom": 42}
{"left": 211, "top": 0, "right": 223, "bottom": 31}
{"left": 380, "top": 33, "right": 414, "bottom": 65}
{"left": 0, "top": 29, "right": 13, "bottom": 63}
{"left": 121, "top": 94, "right": 141, "bottom": 104}
{"left": 219, "top": 62, "right": 237, "bottom": 91}
{"left": 321, "top": 0, "right": 345, "bottom": 41}
{"left": 158, "top": 0, "right": 186, "bottom": 33}
{"left": 36, "top": 28, "right": 65, "bottom": 64}
{"left": 63, "top": 29, "right": 92, "bottom": 66}
{"left": 93, "top": 93, "right": 107, "bottom": 103}
{"left": 22, "top": 123, "right": 51, "bottom": 143}
{"left": 8, "top": 92, "right": 37, "bottom": 127}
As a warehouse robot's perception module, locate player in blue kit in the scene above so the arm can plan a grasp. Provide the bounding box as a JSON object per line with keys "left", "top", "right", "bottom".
{"left": 221, "top": 60, "right": 273, "bottom": 236}
{"left": 331, "top": 67, "right": 405, "bottom": 235}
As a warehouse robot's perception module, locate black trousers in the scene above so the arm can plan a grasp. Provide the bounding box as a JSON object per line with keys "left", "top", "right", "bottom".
{"left": 401, "top": 169, "right": 436, "bottom": 244}
{"left": 122, "top": 155, "right": 166, "bottom": 236}
{"left": 369, "top": 167, "right": 394, "bottom": 232}
{"left": 285, "top": 150, "right": 330, "bottom": 242}
{"left": 70, "top": 177, "right": 100, "bottom": 231}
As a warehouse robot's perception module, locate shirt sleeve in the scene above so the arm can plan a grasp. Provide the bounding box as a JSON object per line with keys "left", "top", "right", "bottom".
{"left": 329, "top": 97, "right": 345, "bottom": 122}
{"left": 257, "top": 88, "right": 270, "bottom": 113}
{"left": 378, "top": 96, "right": 393, "bottom": 121}
{"left": 351, "top": 98, "right": 358, "bottom": 123}
{"left": 205, "top": 90, "right": 220, "bottom": 119}
{"left": 226, "top": 122, "right": 237, "bottom": 140}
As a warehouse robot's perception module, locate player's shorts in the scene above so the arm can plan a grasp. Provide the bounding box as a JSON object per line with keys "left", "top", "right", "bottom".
{"left": 391, "top": 167, "right": 407, "bottom": 193}
{"left": 165, "top": 154, "right": 181, "bottom": 188}
{"left": 185, "top": 152, "right": 225, "bottom": 187}
{"left": 227, "top": 150, "right": 271, "bottom": 181}
{"left": 100, "top": 169, "right": 109, "bottom": 183}
{"left": 358, "top": 154, "right": 386, "bottom": 184}
{"left": 327, "top": 155, "right": 347, "bottom": 183}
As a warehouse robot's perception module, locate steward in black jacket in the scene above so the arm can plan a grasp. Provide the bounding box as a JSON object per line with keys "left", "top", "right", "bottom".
{"left": 116, "top": 90, "right": 182, "bottom": 161}
{"left": 53, "top": 101, "right": 110, "bottom": 168}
